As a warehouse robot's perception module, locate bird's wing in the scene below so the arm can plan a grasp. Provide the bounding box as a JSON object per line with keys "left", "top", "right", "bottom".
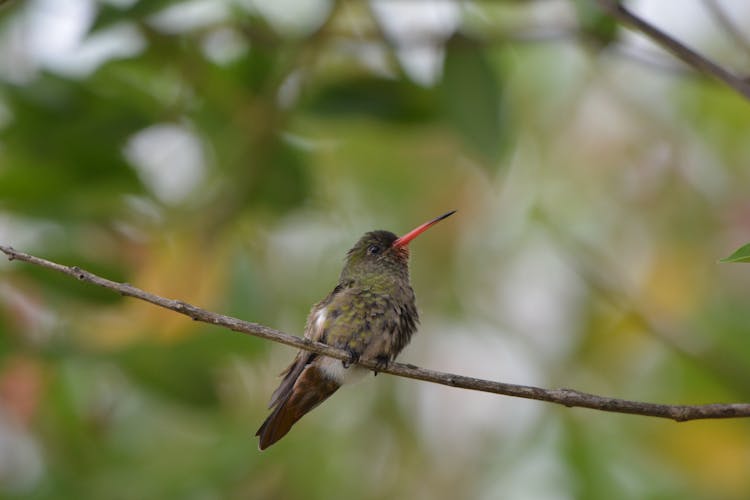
{"left": 267, "top": 284, "right": 343, "bottom": 409}
{"left": 322, "top": 288, "right": 402, "bottom": 362}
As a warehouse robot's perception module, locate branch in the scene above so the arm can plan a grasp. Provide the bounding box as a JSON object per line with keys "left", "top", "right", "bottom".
{"left": 596, "top": 0, "right": 750, "bottom": 101}
{"left": 2, "top": 244, "right": 749, "bottom": 422}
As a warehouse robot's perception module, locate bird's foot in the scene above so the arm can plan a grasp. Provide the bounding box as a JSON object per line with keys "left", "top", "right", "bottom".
{"left": 342, "top": 349, "right": 360, "bottom": 369}
{"left": 373, "top": 354, "right": 390, "bottom": 376}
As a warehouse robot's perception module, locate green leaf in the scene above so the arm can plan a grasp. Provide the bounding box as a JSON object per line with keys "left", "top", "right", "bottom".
{"left": 720, "top": 243, "right": 750, "bottom": 263}
{"left": 89, "top": 0, "right": 180, "bottom": 34}
{"left": 305, "top": 76, "right": 436, "bottom": 123}
{"left": 114, "top": 330, "right": 260, "bottom": 407}
{"left": 439, "top": 35, "right": 507, "bottom": 168}
{"left": 573, "top": 0, "right": 619, "bottom": 47}
{"left": 0, "top": 74, "right": 150, "bottom": 219}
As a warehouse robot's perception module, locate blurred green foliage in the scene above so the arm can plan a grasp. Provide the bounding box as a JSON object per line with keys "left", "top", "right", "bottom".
{"left": 2, "top": 1, "right": 750, "bottom": 499}
{"left": 572, "top": 0, "right": 619, "bottom": 47}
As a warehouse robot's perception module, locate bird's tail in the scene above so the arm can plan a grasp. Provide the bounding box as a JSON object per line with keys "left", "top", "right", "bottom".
{"left": 256, "top": 365, "right": 340, "bottom": 450}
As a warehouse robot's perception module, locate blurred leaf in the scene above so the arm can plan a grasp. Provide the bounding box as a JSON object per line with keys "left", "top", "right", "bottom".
{"left": 561, "top": 415, "right": 685, "bottom": 499}
{"left": 224, "top": 248, "right": 271, "bottom": 323}
{"left": 248, "top": 140, "right": 311, "bottom": 212}
{"left": 89, "top": 0, "right": 180, "bottom": 34}
{"left": 439, "top": 35, "right": 507, "bottom": 169}
{"left": 720, "top": 243, "right": 750, "bottom": 263}
{"left": 698, "top": 300, "right": 750, "bottom": 360}
{"left": 239, "top": 36, "right": 280, "bottom": 94}
{"left": 89, "top": 3, "right": 133, "bottom": 34}
{"left": 113, "top": 330, "right": 261, "bottom": 407}
{"left": 305, "top": 76, "right": 436, "bottom": 123}
{"left": 573, "top": 0, "right": 619, "bottom": 47}
{"left": 0, "top": 315, "right": 11, "bottom": 357}
{"left": 0, "top": 75, "right": 149, "bottom": 219}
{"left": 677, "top": 83, "right": 750, "bottom": 168}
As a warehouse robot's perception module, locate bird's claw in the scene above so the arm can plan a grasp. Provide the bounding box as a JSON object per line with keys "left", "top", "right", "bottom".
{"left": 373, "top": 355, "right": 390, "bottom": 376}
{"left": 342, "top": 349, "right": 360, "bottom": 369}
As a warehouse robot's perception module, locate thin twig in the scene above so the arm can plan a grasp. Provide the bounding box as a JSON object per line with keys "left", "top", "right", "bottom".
{"left": 2, "top": 244, "right": 750, "bottom": 422}
{"left": 608, "top": 44, "right": 698, "bottom": 78}
{"left": 595, "top": 0, "right": 750, "bottom": 101}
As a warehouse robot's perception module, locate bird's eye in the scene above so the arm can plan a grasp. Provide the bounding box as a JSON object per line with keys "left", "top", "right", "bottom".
{"left": 367, "top": 244, "right": 381, "bottom": 255}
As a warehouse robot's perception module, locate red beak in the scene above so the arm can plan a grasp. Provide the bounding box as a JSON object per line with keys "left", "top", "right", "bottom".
{"left": 392, "top": 210, "right": 456, "bottom": 248}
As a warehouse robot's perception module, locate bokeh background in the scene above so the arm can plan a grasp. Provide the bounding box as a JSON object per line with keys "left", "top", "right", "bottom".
{"left": 2, "top": 0, "right": 750, "bottom": 498}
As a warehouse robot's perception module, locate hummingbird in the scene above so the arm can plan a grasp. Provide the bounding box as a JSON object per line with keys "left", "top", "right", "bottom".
{"left": 256, "top": 210, "right": 456, "bottom": 450}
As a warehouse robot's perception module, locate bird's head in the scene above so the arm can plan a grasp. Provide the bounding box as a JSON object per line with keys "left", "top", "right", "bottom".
{"left": 340, "top": 210, "right": 456, "bottom": 284}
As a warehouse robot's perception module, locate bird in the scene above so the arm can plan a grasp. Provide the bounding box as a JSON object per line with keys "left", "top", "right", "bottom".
{"left": 256, "top": 210, "right": 456, "bottom": 450}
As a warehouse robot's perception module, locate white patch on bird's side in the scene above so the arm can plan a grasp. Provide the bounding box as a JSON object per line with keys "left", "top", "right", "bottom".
{"left": 311, "top": 306, "right": 367, "bottom": 385}
{"left": 319, "top": 357, "right": 367, "bottom": 385}
{"left": 314, "top": 308, "right": 327, "bottom": 332}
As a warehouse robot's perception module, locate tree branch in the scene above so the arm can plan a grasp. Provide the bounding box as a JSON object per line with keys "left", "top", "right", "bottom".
{"left": 596, "top": 0, "right": 750, "bottom": 101}
{"left": 2, "top": 244, "right": 749, "bottom": 422}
